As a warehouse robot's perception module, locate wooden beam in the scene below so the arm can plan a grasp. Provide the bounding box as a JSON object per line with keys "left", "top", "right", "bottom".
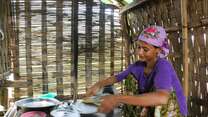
{"left": 1, "top": 80, "right": 28, "bottom": 88}
{"left": 120, "top": 0, "right": 150, "bottom": 14}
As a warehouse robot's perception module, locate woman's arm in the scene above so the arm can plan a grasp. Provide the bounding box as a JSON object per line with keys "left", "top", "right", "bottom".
{"left": 98, "top": 90, "right": 170, "bottom": 113}
{"left": 117, "top": 90, "right": 170, "bottom": 106}
{"left": 85, "top": 75, "right": 118, "bottom": 97}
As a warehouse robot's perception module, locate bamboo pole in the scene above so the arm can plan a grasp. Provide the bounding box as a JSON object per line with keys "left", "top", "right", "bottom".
{"left": 98, "top": 3, "right": 105, "bottom": 81}
{"left": 121, "top": 14, "right": 130, "bottom": 67}
{"left": 14, "top": 0, "right": 21, "bottom": 100}
{"left": 110, "top": 7, "right": 115, "bottom": 75}
{"left": 85, "top": 0, "right": 92, "bottom": 88}
{"left": 181, "top": 0, "right": 189, "bottom": 98}
{"left": 56, "top": 0, "right": 64, "bottom": 95}
{"left": 42, "top": 0, "right": 48, "bottom": 94}
{"left": 25, "top": 0, "right": 33, "bottom": 97}
{"left": 71, "top": 0, "right": 78, "bottom": 102}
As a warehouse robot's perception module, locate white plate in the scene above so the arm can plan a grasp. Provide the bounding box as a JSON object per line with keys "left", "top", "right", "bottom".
{"left": 50, "top": 104, "right": 80, "bottom": 117}
{"left": 50, "top": 110, "right": 80, "bottom": 117}
{"left": 74, "top": 100, "right": 98, "bottom": 114}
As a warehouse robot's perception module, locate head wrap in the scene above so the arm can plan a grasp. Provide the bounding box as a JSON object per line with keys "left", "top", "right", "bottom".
{"left": 138, "top": 26, "right": 170, "bottom": 58}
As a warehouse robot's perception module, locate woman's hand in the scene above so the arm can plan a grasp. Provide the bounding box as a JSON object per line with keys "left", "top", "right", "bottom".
{"left": 140, "top": 107, "right": 148, "bottom": 117}
{"left": 98, "top": 95, "right": 118, "bottom": 113}
{"left": 85, "top": 83, "right": 101, "bottom": 97}
{"left": 86, "top": 76, "right": 117, "bottom": 97}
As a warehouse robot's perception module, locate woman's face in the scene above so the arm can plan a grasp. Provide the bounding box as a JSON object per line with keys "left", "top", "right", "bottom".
{"left": 136, "top": 40, "right": 160, "bottom": 62}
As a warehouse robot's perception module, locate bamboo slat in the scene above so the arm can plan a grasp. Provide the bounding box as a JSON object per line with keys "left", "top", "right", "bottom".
{"left": 0, "top": 0, "right": 11, "bottom": 79}
{"left": 181, "top": 0, "right": 189, "bottom": 98}
{"left": 13, "top": 0, "right": 21, "bottom": 100}
{"left": 99, "top": 3, "right": 105, "bottom": 80}
{"left": 110, "top": 7, "right": 115, "bottom": 75}
{"left": 0, "top": 0, "right": 4, "bottom": 79}
{"left": 187, "top": 0, "right": 208, "bottom": 116}
{"left": 121, "top": 14, "right": 130, "bottom": 67}
{"left": 25, "top": 0, "right": 33, "bottom": 97}
{"left": 71, "top": 0, "right": 79, "bottom": 100}
{"left": 0, "top": 0, "right": 13, "bottom": 108}
{"left": 41, "top": 0, "right": 48, "bottom": 94}
{"left": 56, "top": 0, "right": 64, "bottom": 95}
{"left": 85, "top": 0, "right": 93, "bottom": 88}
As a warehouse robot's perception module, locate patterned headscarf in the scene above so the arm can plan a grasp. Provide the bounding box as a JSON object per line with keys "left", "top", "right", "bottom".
{"left": 138, "top": 26, "right": 170, "bottom": 58}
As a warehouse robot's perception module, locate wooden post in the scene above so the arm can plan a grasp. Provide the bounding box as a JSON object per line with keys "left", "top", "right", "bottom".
{"left": 181, "top": 0, "right": 189, "bottom": 98}
{"left": 71, "top": 0, "right": 78, "bottom": 101}
{"left": 42, "top": 0, "right": 48, "bottom": 94}
{"left": 56, "top": 0, "right": 64, "bottom": 95}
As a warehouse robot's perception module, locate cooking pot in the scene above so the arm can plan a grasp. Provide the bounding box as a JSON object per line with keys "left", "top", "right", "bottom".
{"left": 15, "top": 98, "right": 60, "bottom": 113}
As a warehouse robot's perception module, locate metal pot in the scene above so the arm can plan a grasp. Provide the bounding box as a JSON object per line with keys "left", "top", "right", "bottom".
{"left": 15, "top": 98, "right": 60, "bottom": 113}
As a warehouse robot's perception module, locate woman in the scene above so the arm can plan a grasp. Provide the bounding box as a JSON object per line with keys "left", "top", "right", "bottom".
{"left": 86, "top": 26, "right": 188, "bottom": 116}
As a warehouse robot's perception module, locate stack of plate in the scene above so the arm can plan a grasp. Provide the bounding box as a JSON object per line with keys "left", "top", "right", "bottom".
{"left": 50, "top": 103, "right": 80, "bottom": 117}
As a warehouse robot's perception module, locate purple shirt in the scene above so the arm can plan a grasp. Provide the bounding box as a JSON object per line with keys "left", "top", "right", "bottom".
{"left": 115, "top": 58, "right": 188, "bottom": 116}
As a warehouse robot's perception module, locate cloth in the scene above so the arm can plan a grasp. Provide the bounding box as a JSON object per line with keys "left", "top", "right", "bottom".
{"left": 115, "top": 58, "right": 188, "bottom": 116}
{"left": 138, "top": 26, "right": 169, "bottom": 58}
{"left": 20, "top": 111, "right": 47, "bottom": 117}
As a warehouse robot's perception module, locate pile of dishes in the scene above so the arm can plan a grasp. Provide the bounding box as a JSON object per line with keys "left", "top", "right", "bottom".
{"left": 50, "top": 100, "right": 98, "bottom": 117}
{"left": 50, "top": 102, "right": 80, "bottom": 117}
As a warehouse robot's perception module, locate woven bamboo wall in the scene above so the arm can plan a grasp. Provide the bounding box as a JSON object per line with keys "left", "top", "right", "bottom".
{"left": 0, "top": 0, "right": 14, "bottom": 108}
{"left": 187, "top": 0, "right": 208, "bottom": 116}
{"left": 121, "top": 0, "right": 208, "bottom": 116}
{"left": 10, "top": 0, "right": 123, "bottom": 100}
{"left": 0, "top": 0, "right": 12, "bottom": 81}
